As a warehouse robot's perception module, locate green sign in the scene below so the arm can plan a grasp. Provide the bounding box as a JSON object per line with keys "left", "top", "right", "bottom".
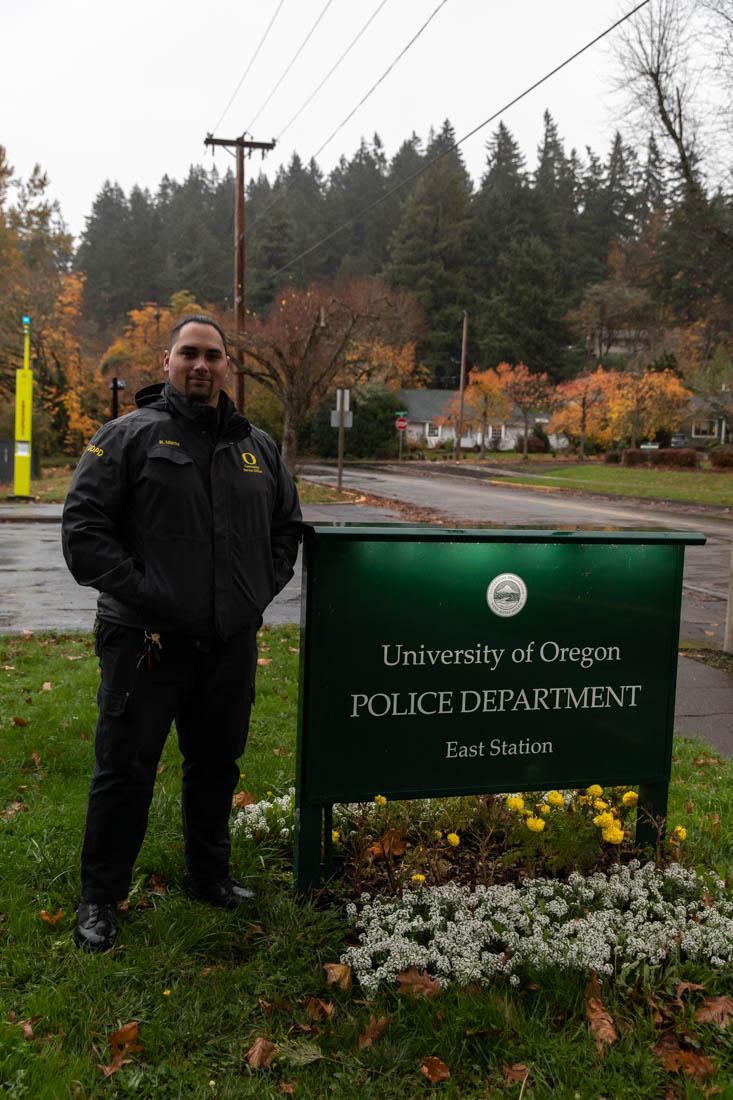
{"left": 294, "top": 526, "right": 705, "bottom": 889}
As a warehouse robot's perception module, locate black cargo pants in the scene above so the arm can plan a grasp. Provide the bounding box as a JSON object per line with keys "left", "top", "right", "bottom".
{"left": 81, "top": 620, "right": 256, "bottom": 904}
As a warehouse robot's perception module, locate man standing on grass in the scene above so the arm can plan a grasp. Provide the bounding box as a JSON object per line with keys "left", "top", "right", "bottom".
{"left": 62, "top": 315, "right": 301, "bottom": 952}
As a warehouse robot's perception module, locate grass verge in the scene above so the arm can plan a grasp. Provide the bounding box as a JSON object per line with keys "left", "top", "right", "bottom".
{"left": 495, "top": 464, "right": 733, "bottom": 508}
{"left": 1, "top": 630, "right": 732, "bottom": 1098}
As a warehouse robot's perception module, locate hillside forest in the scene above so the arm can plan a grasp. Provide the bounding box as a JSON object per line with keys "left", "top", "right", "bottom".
{"left": 1, "top": 3, "right": 732, "bottom": 469}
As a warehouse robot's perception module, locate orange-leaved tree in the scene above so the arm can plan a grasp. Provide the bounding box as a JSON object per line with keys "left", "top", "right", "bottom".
{"left": 550, "top": 367, "right": 610, "bottom": 458}
{"left": 604, "top": 368, "right": 691, "bottom": 448}
{"left": 495, "top": 362, "right": 554, "bottom": 460}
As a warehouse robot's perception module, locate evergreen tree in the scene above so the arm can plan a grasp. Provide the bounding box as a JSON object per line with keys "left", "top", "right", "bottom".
{"left": 479, "top": 235, "right": 572, "bottom": 378}
{"left": 75, "top": 181, "right": 131, "bottom": 326}
{"left": 386, "top": 121, "right": 475, "bottom": 383}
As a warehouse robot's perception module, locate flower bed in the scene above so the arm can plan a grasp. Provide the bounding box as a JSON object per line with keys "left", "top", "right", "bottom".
{"left": 343, "top": 863, "right": 733, "bottom": 995}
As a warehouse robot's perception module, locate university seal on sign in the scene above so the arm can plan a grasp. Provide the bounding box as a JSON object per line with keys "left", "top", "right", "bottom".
{"left": 486, "top": 573, "right": 527, "bottom": 617}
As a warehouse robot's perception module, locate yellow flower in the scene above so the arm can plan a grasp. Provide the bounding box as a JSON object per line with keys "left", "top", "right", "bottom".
{"left": 266, "top": 790, "right": 272, "bottom": 797}
{"left": 239, "top": 773, "right": 245, "bottom": 779}
{"left": 374, "top": 794, "right": 387, "bottom": 806}
{"left": 593, "top": 812, "right": 615, "bottom": 829}
{"left": 539, "top": 804, "right": 551, "bottom": 816}
{"left": 673, "top": 825, "right": 687, "bottom": 842}
{"left": 586, "top": 784, "right": 603, "bottom": 798}
{"left": 411, "top": 873, "right": 426, "bottom": 885}
{"left": 446, "top": 832, "right": 460, "bottom": 847}
{"left": 577, "top": 795, "right": 590, "bottom": 806}
{"left": 163, "top": 989, "right": 171, "bottom": 996}
{"left": 526, "top": 816, "right": 545, "bottom": 833}
{"left": 546, "top": 790, "right": 564, "bottom": 807}
{"left": 434, "top": 830, "right": 443, "bottom": 839}
{"left": 622, "top": 791, "right": 639, "bottom": 807}
{"left": 506, "top": 795, "right": 525, "bottom": 812}
{"left": 331, "top": 829, "right": 340, "bottom": 843}
{"left": 593, "top": 799, "right": 608, "bottom": 811}
{"left": 602, "top": 826, "right": 624, "bottom": 845}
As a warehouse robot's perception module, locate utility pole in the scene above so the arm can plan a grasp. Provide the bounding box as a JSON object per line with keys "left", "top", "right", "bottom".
{"left": 204, "top": 133, "right": 275, "bottom": 413}
{"left": 455, "top": 310, "right": 469, "bottom": 463}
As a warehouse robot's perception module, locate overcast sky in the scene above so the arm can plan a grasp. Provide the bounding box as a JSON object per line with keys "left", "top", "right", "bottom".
{"left": 2, "top": 0, "right": 636, "bottom": 243}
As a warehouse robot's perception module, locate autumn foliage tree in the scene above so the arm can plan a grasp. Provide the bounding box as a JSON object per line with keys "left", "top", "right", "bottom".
{"left": 496, "top": 362, "right": 554, "bottom": 459}
{"left": 241, "top": 278, "right": 421, "bottom": 471}
{"left": 604, "top": 368, "right": 691, "bottom": 448}
{"left": 440, "top": 367, "right": 511, "bottom": 456}
{"left": 550, "top": 367, "right": 610, "bottom": 457}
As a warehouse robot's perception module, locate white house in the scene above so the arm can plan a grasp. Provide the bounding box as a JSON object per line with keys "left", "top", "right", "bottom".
{"left": 398, "top": 389, "right": 564, "bottom": 451}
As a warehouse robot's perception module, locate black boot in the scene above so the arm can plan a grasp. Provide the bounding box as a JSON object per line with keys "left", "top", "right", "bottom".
{"left": 74, "top": 901, "right": 118, "bottom": 951}
{"left": 185, "top": 876, "right": 255, "bottom": 909}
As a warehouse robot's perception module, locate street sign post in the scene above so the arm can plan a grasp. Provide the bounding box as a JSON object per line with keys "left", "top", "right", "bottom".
{"left": 294, "top": 525, "right": 705, "bottom": 889}
{"left": 333, "top": 388, "right": 351, "bottom": 491}
{"left": 13, "top": 315, "right": 33, "bottom": 499}
{"left": 395, "top": 415, "right": 408, "bottom": 461}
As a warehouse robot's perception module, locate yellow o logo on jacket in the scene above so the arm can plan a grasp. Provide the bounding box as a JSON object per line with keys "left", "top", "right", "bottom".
{"left": 241, "top": 452, "right": 258, "bottom": 466}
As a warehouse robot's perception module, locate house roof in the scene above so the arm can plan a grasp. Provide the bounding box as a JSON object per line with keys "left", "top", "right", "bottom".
{"left": 398, "top": 389, "right": 457, "bottom": 422}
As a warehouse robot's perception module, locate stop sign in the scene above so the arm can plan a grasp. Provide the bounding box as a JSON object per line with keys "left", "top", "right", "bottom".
{"left": 395, "top": 416, "right": 408, "bottom": 431}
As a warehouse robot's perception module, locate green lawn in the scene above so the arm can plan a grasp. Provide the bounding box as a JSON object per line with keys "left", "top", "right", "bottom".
{"left": 497, "top": 463, "right": 733, "bottom": 507}
{"left": 1, "top": 632, "right": 733, "bottom": 1097}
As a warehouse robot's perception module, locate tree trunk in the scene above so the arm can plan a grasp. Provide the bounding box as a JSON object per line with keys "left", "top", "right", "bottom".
{"left": 579, "top": 399, "right": 587, "bottom": 461}
{"left": 281, "top": 405, "right": 298, "bottom": 475}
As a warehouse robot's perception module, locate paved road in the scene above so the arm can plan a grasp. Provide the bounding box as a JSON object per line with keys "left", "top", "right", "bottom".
{"left": 301, "top": 463, "right": 732, "bottom": 646}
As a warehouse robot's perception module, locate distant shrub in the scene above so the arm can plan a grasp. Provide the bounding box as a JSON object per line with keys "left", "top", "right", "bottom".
{"left": 710, "top": 447, "right": 733, "bottom": 470}
{"left": 515, "top": 434, "right": 546, "bottom": 454}
{"left": 648, "top": 448, "right": 699, "bottom": 468}
{"left": 621, "top": 448, "right": 648, "bottom": 466}
{"left": 604, "top": 450, "right": 622, "bottom": 464}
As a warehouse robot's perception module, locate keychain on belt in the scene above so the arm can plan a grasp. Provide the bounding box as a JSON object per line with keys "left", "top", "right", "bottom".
{"left": 137, "top": 630, "right": 163, "bottom": 671}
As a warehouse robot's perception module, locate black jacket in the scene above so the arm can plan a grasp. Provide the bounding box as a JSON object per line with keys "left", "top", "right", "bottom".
{"left": 62, "top": 382, "right": 302, "bottom": 639}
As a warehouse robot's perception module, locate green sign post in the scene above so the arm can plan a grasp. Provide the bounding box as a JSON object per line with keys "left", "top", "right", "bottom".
{"left": 294, "top": 525, "right": 705, "bottom": 890}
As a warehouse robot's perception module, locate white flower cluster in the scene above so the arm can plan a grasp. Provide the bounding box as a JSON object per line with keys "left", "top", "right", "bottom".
{"left": 343, "top": 862, "right": 733, "bottom": 996}
{"left": 232, "top": 788, "right": 295, "bottom": 842}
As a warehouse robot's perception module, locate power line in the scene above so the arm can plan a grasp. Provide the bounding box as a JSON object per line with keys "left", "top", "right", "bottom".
{"left": 312, "top": 0, "right": 450, "bottom": 161}
{"left": 212, "top": 0, "right": 287, "bottom": 134}
{"left": 276, "top": 0, "right": 391, "bottom": 143}
{"left": 245, "top": 0, "right": 445, "bottom": 241}
{"left": 268, "top": 0, "right": 653, "bottom": 279}
{"left": 246, "top": 0, "right": 337, "bottom": 133}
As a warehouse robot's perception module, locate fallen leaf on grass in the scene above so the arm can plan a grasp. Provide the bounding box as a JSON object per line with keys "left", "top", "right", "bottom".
{"left": 1, "top": 801, "right": 28, "bottom": 820}
{"left": 674, "top": 981, "right": 706, "bottom": 1006}
{"left": 31, "top": 751, "right": 41, "bottom": 768}
{"left": 653, "top": 1032, "right": 715, "bottom": 1080}
{"left": 99, "top": 1021, "right": 143, "bottom": 1078}
{"left": 148, "top": 874, "right": 167, "bottom": 896}
{"left": 710, "top": 813, "right": 721, "bottom": 841}
{"left": 586, "top": 974, "right": 618, "bottom": 1056}
{"left": 2, "top": 665, "right": 16, "bottom": 671}
{"left": 323, "top": 963, "right": 352, "bottom": 992}
{"left": 257, "top": 657, "right": 272, "bottom": 667}
{"left": 396, "top": 967, "right": 441, "bottom": 998}
{"left": 278, "top": 1084, "right": 296, "bottom": 1095}
{"left": 272, "top": 747, "right": 288, "bottom": 756}
{"left": 156, "top": 764, "right": 167, "bottom": 775}
{"left": 288, "top": 647, "right": 300, "bottom": 654}
{"left": 305, "top": 998, "right": 334, "bottom": 1021}
{"left": 9, "top": 1016, "right": 40, "bottom": 1040}
{"left": 369, "top": 829, "right": 406, "bottom": 860}
{"left": 246, "top": 1037, "right": 277, "bottom": 1069}
{"left": 420, "top": 1056, "right": 450, "bottom": 1083}
{"left": 232, "top": 790, "right": 255, "bottom": 808}
{"left": 11, "top": 716, "right": 29, "bottom": 727}
{"left": 22, "top": 629, "right": 34, "bottom": 640}
{"left": 503, "top": 1063, "right": 530, "bottom": 1084}
{"left": 65, "top": 654, "right": 85, "bottom": 661}
{"left": 38, "top": 909, "right": 64, "bottom": 926}
{"left": 694, "top": 996, "right": 733, "bottom": 1029}
{"left": 41, "top": 682, "right": 52, "bottom": 692}
{"left": 694, "top": 757, "right": 720, "bottom": 768}
{"left": 358, "top": 1015, "right": 389, "bottom": 1049}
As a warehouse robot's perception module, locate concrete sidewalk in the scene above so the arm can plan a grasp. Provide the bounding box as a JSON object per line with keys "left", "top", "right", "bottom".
{"left": 1, "top": 499, "right": 732, "bottom": 757}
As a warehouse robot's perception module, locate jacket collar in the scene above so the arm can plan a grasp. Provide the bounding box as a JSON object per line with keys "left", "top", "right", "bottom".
{"left": 134, "top": 382, "right": 252, "bottom": 439}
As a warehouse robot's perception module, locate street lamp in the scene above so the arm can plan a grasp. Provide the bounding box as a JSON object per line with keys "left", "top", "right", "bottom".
{"left": 109, "top": 377, "right": 126, "bottom": 420}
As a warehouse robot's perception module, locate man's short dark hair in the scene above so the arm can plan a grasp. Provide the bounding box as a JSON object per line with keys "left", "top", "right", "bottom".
{"left": 167, "top": 314, "right": 229, "bottom": 356}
